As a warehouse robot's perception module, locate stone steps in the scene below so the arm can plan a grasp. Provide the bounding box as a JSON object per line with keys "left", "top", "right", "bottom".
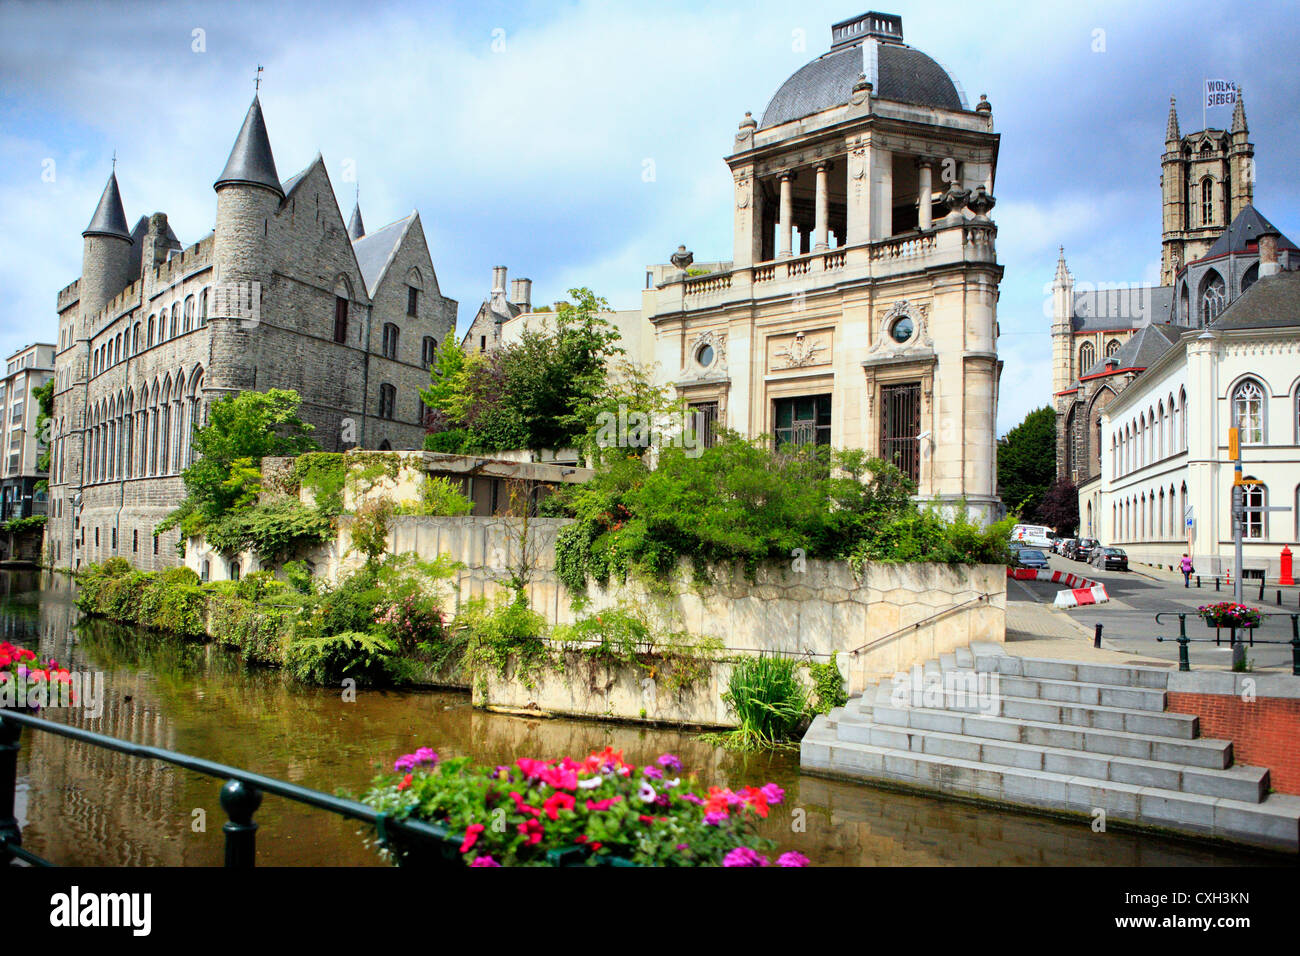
{"left": 801, "top": 643, "right": 1300, "bottom": 852}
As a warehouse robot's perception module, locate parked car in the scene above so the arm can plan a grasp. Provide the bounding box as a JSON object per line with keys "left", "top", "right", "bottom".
{"left": 1093, "top": 547, "right": 1129, "bottom": 571}
{"left": 1056, "top": 538, "right": 1076, "bottom": 557}
{"left": 1013, "top": 548, "right": 1050, "bottom": 570}
{"left": 1069, "top": 537, "right": 1099, "bottom": 561}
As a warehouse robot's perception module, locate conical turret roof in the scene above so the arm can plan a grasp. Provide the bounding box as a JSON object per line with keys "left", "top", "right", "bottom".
{"left": 348, "top": 202, "right": 365, "bottom": 240}
{"left": 1231, "top": 89, "right": 1248, "bottom": 134}
{"left": 1165, "top": 96, "right": 1180, "bottom": 143}
{"left": 215, "top": 96, "right": 282, "bottom": 195}
{"left": 83, "top": 171, "right": 131, "bottom": 241}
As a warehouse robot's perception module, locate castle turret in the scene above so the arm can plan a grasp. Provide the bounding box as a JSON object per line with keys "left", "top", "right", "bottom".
{"left": 210, "top": 96, "right": 283, "bottom": 396}
{"left": 1228, "top": 89, "right": 1254, "bottom": 221}
{"left": 80, "top": 171, "right": 135, "bottom": 325}
{"left": 347, "top": 202, "right": 365, "bottom": 240}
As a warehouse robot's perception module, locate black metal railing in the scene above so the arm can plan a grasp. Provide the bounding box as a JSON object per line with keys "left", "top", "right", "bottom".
{"left": 849, "top": 594, "right": 991, "bottom": 658}
{"left": 1153, "top": 612, "right": 1300, "bottom": 675}
{"left": 0, "top": 709, "right": 628, "bottom": 867}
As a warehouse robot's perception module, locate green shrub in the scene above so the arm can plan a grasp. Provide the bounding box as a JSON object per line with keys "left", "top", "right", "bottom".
{"left": 456, "top": 596, "right": 551, "bottom": 690}
{"left": 205, "top": 500, "right": 333, "bottom": 563}
{"left": 285, "top": 630, "right": 401, "bottom": 686}
{"left": 208, "top": 593, "right": 297, "bottom": 664}
{"left": 808, "top": 652, "right": 848, "bottom": 715}
{"left": 99, "top": 571, "right": 152, "bottom": 625}
{"left": 139, "top": 580, "right": 207, "bottom": 638}
{"left": 293, "top": 452, "right": 346, "bottom": 515}
{"left": 394, "top": 475, "right": 474, "bottom": 516}
{"left": 282, "top": 560, "right": 315, "bottom": 595}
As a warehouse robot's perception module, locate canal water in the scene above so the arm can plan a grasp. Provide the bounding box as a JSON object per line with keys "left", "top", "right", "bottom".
{"left": 1, "top": 571, "right": 1278, "bottom": 866}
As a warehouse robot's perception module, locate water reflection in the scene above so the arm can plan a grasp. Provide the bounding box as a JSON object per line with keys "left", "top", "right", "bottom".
{"left": 3, "top": 572, "right": 1278, "bottom": 867}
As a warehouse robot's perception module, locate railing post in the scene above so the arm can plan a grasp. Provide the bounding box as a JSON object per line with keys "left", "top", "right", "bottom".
{"left": 1291, "top": 615, "right": 1300, "bottom": 678}
{"left": 220, "top": 778, "right": 262, "bottom": 868}
{"left": 1093, "top": 623, "right": 1102, "bottom": 648}
{"left": 0, "top": 715, "right": 21, "bottom": 864}
{"left": 1177, "top": 614, "right": 1190, "bottom": 672}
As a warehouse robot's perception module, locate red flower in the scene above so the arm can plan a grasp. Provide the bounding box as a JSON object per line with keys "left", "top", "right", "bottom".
{"left": 518, "top": 819, "right": 544, "bottom": 845}
{"left": 543, "top": 792, "right": 575, "bottom": 821}
{"left": 509, "top": 791, "right": 541, "bottom": 817}
{"left": 585, "top": 796, "right": 623, "bottom": 812}
{"left": 397, "top": 773, "right": 414, "bottom": 791}
{"left": 459, "top": 823, "right": 485, "bottom": 854}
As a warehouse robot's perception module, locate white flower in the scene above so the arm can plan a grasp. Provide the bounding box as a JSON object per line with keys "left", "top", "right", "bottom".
{"left": 578, "top": 776, "right": 603, "bottom": 790}
{"left": 638, "top": 781, "right": 657, "bottom": 803}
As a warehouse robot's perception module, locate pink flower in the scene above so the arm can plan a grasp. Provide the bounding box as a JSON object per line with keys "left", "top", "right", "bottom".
{"left": 459, "top": 823, "right": 485, "bottom": 854}
{"left": 469, "top": 855, "right": 501, "bottom": 867}
{"left": 776, "top": 852, "right": 809, "bottom": 867}
{"left": 585, "top": 796, "right": 623, "bottom": 812}
{"left": 722, "top": 846, "right": 769, "bottom": 867}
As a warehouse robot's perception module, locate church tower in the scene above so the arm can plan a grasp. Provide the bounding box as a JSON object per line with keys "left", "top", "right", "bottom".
{"left": 1160, "top": 93, "right": 1254, "bottom": 285}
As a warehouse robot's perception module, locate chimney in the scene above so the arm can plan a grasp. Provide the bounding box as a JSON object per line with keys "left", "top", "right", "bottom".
{"left": 1258, "top": 230, "right": 1280, "bottom": 277}
{"left": 142, "top": 213, "right": 174, "bottom": 274}
{"left": 510, "top": 278, "right": 532, "bottom": 312}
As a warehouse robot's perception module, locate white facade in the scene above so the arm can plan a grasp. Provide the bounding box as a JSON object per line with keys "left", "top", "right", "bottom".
{"left": 1097, "top": 319, "right": 1300, "bottom": 578}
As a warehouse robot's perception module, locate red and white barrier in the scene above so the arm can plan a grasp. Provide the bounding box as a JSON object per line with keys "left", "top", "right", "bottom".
{"left": 1006, "top": 567, "right": 1111, "bottom": 607}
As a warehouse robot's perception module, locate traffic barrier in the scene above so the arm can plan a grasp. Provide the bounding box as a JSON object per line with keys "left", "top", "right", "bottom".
{"left": 1006, "top": 567, "right": 1111, "bottom": 607}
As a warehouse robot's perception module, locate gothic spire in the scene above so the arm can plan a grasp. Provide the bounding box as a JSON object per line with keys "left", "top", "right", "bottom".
{"left": 1165, "top": 95, "right": 1180, "bottom": 144}
{"left": 1231, "top": 88, "right": 1248, "bottom": 134}
{"left": 347, "top": 201, "right": 365, "bottom": 240}
{"left": 83, "top": 170, "right": 131, "bottom": 241}
{"left": 214, "top": 96, "right": 283, "bottom": 195}
{"left": 1053, "top": 245, "right": 1071, "bottom": 284}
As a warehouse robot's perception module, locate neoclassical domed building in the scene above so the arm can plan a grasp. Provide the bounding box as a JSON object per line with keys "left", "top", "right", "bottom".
{"left": 641, "top": 11, "right": 1004, "bottom": 518}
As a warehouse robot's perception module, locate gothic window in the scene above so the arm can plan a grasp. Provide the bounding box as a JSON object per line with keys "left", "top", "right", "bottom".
{"left": 1232, "top": 378, "right": 1266, "bottom": 444}
{"left": 407, "top": 286, "right": 419, "bottom": 317}
{"left": 1199, "top": 271, "right": 1226, "bottom": 325}
{"left": 199, "top": 288, "right": 208, "bottom": 327}
{"left": 334, "top": 297, "right": 348, "bottom": 344}
{"left": 1240, "top": 262, "right": 1259, "bottom": 294}
{"left": 383, "top": 323, "right": 399, "bottom": 360}
{"left": 1104, "top": 339, "right": 1121, "bottom": 358}
{"left": 1079, "top": 342, "right": 1095, "bottom": 373}
{"left": 379, "top": 383, "right": 396, "bottom": 420}
{"left": 1242, "top": 479, "right": 1266, "bottom": 539}
{"left": 1179, "top": 388, "right": 1187, "bottom": 449}
{"left": 147, "top": 316, "right": 155, "bottom": 346}
{"left": 1200, "top": 178, "right": 1214, "bottom": 227}
{"left": 170, "top": 304, "right": 179, "bottom": 339}
{"left": 183, "top": 295, "right": 195, "bottom": 332}
{"left": 422, "top": 336, "right": 438, "bottom": 367}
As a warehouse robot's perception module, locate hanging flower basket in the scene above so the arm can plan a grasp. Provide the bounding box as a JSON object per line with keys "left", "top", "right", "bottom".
{"left": 1197, "top": 602, "right": 1262, "bottom": 629}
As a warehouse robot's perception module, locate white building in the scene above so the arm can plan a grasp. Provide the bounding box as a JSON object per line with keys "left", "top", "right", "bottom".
{"left": 0, "top": 343, "right": 55, "bottom": 520}
{"left": 1092, "top": 240, "right": 1300, "bottom": 580}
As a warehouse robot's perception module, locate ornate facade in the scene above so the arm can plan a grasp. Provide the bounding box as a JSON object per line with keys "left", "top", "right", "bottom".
{"left": 641, "top": 11, "right": 1003, "bottom": 518}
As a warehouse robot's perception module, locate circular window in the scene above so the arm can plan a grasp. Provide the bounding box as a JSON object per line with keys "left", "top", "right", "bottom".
{"left": 889, "top": 317, "right": 914, "bottom": 343}
{"left": 696, "top": 343, "right": 715, "bottom": 367}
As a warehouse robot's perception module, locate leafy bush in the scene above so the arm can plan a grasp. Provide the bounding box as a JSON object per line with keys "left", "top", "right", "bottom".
{"left": 2, "top": 514, "right": 48, "bottom": 534}
{"left": 285, "top": 630, "right": 401, "bottom": 686}
{"left": 394, "top": 475, "right": 474, "bottom": 517}
{"left": 808, "top": 652, "right": 848, "bottom": 715}
{"left": 348, "top": 498, "right": 395, "bottom": 565}
{"left": 208, "top": 593, "right": 298, "bottom": 663}
{"left": 456, "top": 596, "right": 551, "bottom": 690}
{"left": 204, "top": 499, "right": 334, "bottom": 563}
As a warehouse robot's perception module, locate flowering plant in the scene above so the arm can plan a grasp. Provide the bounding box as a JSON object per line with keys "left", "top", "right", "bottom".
{"left": 372, "top": 594, "right": 446, "bottom": 654}
{"left": 1197, "top": 601, "right": 1262, "bottom": 628}
{"left": 0, "top": 641, "right": 74, "bottom": 711}
{"left": 360, "top": 746, "right": 810, "bottom": 868}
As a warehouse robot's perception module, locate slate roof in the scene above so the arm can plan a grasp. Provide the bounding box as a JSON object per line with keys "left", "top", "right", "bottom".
{"left": 1071, "top": 286, "right": 1173, "bottom": 332}
{"left": 1081, "top": 322, "right": 1181, "bottom": 377}
{"left": 761, "top": 39, "right": 963, "bottom": 128}
{"left": 1209, "top": 270, "right": 1300, "bottom": 331}
{"left": 215, "top": 96, "right": 283, "bottom": 195}
{"left": 352, "top": 213, "right": 414, "bottom": 294}
{"left": 1196, "top": 205, "right": 1298, "bottom": 261}
{"left": 83, "top": 172, "right": 131, "bottom": 240}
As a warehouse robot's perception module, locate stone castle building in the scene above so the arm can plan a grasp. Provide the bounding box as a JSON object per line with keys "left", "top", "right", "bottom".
{"left": 45, "top": 96, "right": 457, "bottom": 570}
{"left": 639, "top": 11, "right": 1003, "bottom": 517}
{"left": 1051, "top": 93, "right": 1297, "bottom": 487}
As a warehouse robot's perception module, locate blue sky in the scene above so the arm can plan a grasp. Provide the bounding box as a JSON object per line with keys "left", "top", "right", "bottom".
{"left": 2, "top": 0, "right": 1297, "bottom": 435}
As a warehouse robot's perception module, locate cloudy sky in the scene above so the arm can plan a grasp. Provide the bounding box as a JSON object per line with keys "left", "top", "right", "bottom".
{"left": 2, "top": 0, "right": 1297, "bottom": 434}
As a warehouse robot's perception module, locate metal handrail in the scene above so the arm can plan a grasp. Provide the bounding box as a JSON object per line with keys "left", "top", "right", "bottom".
{"left": 848, "top": 593, "right": 991, "bottom": 657}
{"left": 1153, "top": 612, "right": 1300, "bottom": 675}
{"left": 0, "top": 709, "right": 626, "bottom": 867}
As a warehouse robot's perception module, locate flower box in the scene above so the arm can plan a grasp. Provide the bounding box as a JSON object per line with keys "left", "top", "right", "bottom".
{"left": 1197, "top": 601, "right": 1263, "bottom": 630}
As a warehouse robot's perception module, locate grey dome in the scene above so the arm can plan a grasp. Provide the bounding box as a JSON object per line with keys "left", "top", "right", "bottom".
{"left": 761, "top": 41, "right": 963, "bottom": 128}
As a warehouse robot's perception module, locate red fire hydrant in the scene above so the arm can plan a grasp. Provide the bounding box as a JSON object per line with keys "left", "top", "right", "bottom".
{"left": 1282, "top": 546, "right": 1296, "bottom": 586}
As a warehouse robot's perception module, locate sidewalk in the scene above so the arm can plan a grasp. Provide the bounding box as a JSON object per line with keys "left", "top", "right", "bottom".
{"left": 1004, "top": 601, "right": 1170, "bottom": 666}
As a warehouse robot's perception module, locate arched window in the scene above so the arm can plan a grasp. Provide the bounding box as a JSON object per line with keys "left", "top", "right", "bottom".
{"left": 1199, "top": 270, "right": 1226, "bottom": 325}
{"left": 1241, "top": 262, "right": 1259, "bottom": 295}
{"left": 1242, "top": 478, "right": 1266, "bottom": 539}
{"left": 1079, "top": 342, "right": 1096, "bottom": 373}
{"left": 1200, "top": 177, "right": 1214, "bottom": 227}
{"left": 169, "top": 304, "right": 179, "bottom": 339}
{"left": 1105, "top": 339, "right": 1121, "bottom": 358}
{"left": 379, "top": 383, "right": 396, "bottom": 420}
{"left": 1232, "top": 378, "right": 1266, "bottom": 444}
{"left": 1179, "top": 388, "right": 1187, "bottom": 449}
{"left": 199, "top": 288, "right": 209, "bottom": 327}
{"left": 183, "top": 295, "right": 195, "bottom": 332}
{"left": 422, "top": 336, "right": 438, "bottom": 367}
{"left": 147, "top": 316, "right": 155, "bottom": 346}
{"left": 382, "top": 323, "right": 399, "bottom": 360}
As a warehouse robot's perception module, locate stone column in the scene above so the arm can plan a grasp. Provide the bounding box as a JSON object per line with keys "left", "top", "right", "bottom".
{"left": 778, "top": 172, "right": 793, "bottom": 258}
{"left": 814, "top": 162, "right": 830, "bottom": 250}
{"left": 916, "top": 158, "right": 933, "bottom": 231}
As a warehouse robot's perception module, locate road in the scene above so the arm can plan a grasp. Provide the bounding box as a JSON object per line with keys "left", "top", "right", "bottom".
{"left": 1007, "top": 554, "right": 1300, "bottom": 673}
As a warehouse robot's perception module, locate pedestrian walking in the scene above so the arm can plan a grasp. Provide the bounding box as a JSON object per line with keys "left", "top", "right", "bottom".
{"left": 1180, "top": 553, "right": 1193, "bottom": 588}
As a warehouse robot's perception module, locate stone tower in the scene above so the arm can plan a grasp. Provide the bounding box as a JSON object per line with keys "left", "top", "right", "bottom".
{"left": 209, "top": 95, "right": 283, "bottom": 401}
{"left": 1160, "top": 93, "right": 1254, "bottom": 285}
{"left": 1050, "top": 247, "right": 1074, "bottom": 396}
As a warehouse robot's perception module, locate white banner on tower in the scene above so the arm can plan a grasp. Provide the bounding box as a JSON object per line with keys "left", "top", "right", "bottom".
{"left": 1204, "top": 79, "right": 1237, "bottom": 109}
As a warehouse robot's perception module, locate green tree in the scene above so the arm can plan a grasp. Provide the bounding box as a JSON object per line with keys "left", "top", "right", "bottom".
{"left": 997, "top": 406, "right": 1057, "bottom": 520}
{"left": 157, "top": 389, "right": 319, "bottom": 539}
{"left": 32, "top": 378, "right": 54, "bottom": 491}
